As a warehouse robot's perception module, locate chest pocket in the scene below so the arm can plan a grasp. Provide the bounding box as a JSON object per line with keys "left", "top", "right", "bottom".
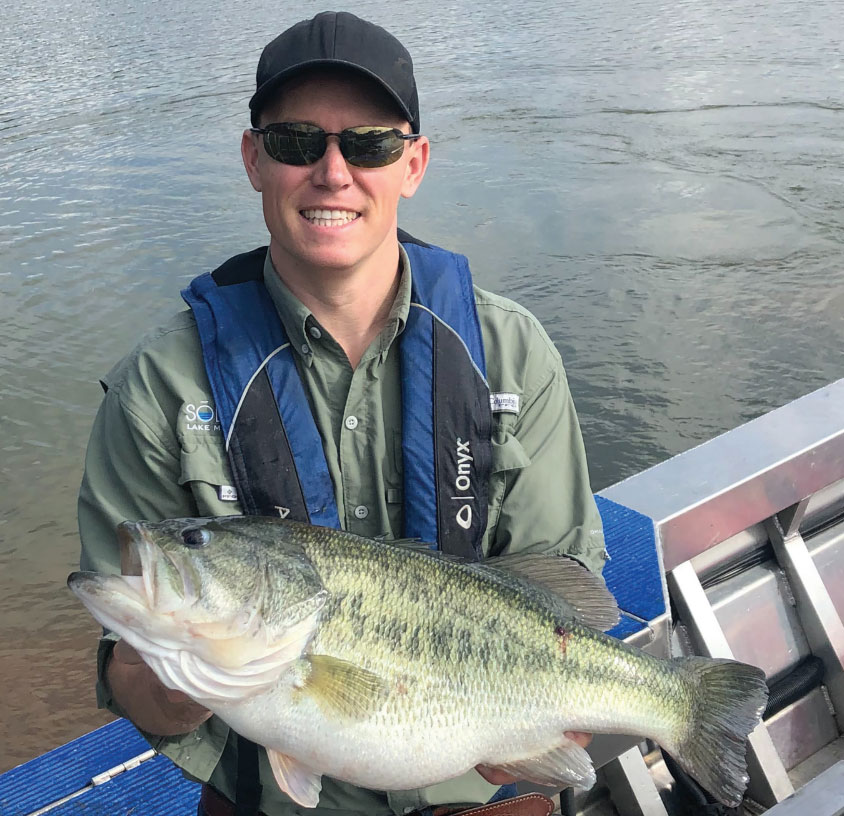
{"left": 484, "top": 432, "right": 531, "bottom": 555}
{"left": 491, "top": 432, "right": 531, "bottom": 474}
{"left": 178, "top": 436, "right": 242, "bottom": 517}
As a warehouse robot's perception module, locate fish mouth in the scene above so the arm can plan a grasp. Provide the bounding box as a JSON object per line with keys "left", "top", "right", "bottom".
{"left": 119, "top": 521, "right": 147, "bottom": 576}
{"left": 66, "top": 522, "right": 158, "bottom": 609}
{"left": 67, "top": 524, "right": 160, "bottom": 645}
{"left": 67, "top": 524, "right": 192, "bottom": 660}
{"left": 117, "top": 521, "right": 198, "bottom": 611}
{"left": 117, "top": 520, "right": 162, "bottom": 606}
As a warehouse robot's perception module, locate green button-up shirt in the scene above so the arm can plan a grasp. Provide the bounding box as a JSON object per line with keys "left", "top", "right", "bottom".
{"left": 78, "top": 245, "right": 606, "bottom": 816}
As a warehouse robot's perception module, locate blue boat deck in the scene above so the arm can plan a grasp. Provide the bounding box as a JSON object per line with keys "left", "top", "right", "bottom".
{"left": 0, "top": 718, "right": 199, "bottom": 816}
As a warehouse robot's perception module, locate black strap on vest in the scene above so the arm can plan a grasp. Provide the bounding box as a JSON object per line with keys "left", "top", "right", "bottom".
{"left": 226, "top": 368, "right": 311, "bottom": 521}
{"left": 431, "top": 317, "right": 491, "bottom": 559}
{"left": 211, "top": 247, "right": 311, "bottom": 523}
{"left": 211, "top": 246, "right": 265, "bottom": 285}
{"left": 235, "top": 735, "right": 263, "bottom": 816}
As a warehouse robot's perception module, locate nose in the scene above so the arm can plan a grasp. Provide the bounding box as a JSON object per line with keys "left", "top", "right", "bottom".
{"left": 311, "top": 135, "right": 353, "bottom": 190}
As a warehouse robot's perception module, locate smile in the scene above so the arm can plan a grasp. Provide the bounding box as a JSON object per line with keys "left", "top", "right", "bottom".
{"left": 300, "top": 208, "right": 361, "bottom": 227}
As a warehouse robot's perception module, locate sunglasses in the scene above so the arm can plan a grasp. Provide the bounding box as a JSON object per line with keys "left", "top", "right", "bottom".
{"left": 250, "top": 122, "right": 421, "bottom": 168}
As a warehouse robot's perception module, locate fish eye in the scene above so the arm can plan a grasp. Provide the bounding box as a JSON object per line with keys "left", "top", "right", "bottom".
{"left": 181, "top": 527, "right": 210, "bottom": 548}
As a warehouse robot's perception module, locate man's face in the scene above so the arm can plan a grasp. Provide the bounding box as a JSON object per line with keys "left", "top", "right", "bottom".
{"left": 241, "top": 71, "right": 429, "bottom": 278}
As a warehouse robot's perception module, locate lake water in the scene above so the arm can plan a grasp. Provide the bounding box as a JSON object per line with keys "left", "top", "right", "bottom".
{"left": 1, "top": 0, "right": 843, "bottom": 771}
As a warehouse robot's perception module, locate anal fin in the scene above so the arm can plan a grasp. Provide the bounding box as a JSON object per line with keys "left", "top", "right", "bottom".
{"left": 485, "top": 735, "right": 596, "bottom": 790}
{"left": 267, "top": 748, "right": 323, "bottom": 808}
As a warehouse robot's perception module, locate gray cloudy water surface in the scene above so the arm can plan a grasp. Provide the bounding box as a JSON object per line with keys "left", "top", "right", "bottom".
{"left": 2, "top": 0, "right": 843, "bottom": 771}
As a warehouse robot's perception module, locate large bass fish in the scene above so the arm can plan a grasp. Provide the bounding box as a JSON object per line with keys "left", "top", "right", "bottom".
{"left": 68, "top": 516, "right": 767, "bottom": 808}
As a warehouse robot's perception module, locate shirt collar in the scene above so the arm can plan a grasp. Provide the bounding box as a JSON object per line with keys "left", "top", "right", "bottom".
{"left": 377, "top": 243, "right": 411, "bottom": 360}
{"left": 262, "top": 250, "right": 320, "bottom": 366}
{"left": 261, "top": 245, "right": 413, "bottom": 366}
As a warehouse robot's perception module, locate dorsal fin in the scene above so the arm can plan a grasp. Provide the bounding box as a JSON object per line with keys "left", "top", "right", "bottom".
{"left": 479, "top": 553, "right": 619, "bottom": 631}
{"left": 391, "top": 541, "right": 619, "bottom": 631}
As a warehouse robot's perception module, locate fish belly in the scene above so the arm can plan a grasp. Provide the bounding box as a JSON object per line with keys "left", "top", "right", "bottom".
{"left": 214, "top": 676, "right": 572, "bottom": 790}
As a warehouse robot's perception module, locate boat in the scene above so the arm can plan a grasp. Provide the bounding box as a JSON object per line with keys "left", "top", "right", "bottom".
{"left": 2, "top": 379, "right": 843, "bottom": 815}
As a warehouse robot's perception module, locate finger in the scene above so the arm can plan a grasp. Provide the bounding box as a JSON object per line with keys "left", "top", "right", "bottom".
{"left": 564, "top": 731, "right": 593, "bottom": 748}
{"left": 161, "top": 701, "right": 214, "bottom": 733}
{"left": 112, "top": 639, "right": 144, "bottom": 665}
{"left": 160, "top": 687, "right": 212, "bottom": 719}
{"left": 162, "top": 687, "right": 203, "bottom": 706}
{"left": 475, "top": 765, "right": 519, "bottom": 785}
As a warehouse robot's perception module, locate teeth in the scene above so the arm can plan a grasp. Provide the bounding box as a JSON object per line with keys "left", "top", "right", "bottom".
{"left": 301, "top": 208, "right": 360, "bottom": 227}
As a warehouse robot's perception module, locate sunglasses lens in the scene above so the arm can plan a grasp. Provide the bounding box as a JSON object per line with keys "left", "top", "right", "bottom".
{"left": 262, "top": 123, "right": 326, "bottom": 165}
{"left": 343, "top": 127, "right": 406, "bottom": 168}
{"left": 259, "top": 124, "right": 410, "bottom": 167}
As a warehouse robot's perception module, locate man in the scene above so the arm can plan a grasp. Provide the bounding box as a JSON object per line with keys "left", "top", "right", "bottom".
{"left": 78, "top": 11, "right": 607, "bottom": 816}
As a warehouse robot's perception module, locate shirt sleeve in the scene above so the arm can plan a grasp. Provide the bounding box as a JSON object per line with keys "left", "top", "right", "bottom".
{"left": 78, "top": 384, "right": 196, "bottom": 714}
{"left": 78, "top": 386, "right": 197, "bottom": 574}
{"left": 491, "top": 363, "right": 607, "bottom": 575}
{"left": 78, "top": 384, "right": 230, "bottom": 778}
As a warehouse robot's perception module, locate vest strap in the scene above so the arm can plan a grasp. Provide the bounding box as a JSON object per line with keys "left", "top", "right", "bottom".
{"left": 234, "top": 735, "right": 262, "bottom": 816}
{"left": 182, "top": 237, "right": 491, "bottom": 554}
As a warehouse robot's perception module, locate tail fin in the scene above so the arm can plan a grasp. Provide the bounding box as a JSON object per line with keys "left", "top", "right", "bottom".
{"left": 666, "top": 657, "right": 768, "bottom": 808}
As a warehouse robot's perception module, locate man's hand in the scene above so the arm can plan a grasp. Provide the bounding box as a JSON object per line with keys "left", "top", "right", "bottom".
{"left": 475, "top": 732, "right": 593, "bottom": 785}
{"left": 108, "top": 640, "right": 213, "bottom": 736}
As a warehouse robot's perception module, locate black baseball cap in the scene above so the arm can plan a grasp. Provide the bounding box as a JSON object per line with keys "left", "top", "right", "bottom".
{"left": 249, "top": 12, "right": 420, "bottom": 133}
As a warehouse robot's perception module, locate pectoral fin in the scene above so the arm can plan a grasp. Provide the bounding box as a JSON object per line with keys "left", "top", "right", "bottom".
{"left": 297, "top": 654, "right": 388, "bottom": 722}
{"left": 485, "top": 736, "right": 596, "bottom": 790}
{"left": 267, "top": 748, "right": 323, "bottom": 808}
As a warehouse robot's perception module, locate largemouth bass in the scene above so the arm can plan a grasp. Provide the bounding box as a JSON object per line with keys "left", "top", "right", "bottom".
{"left": 68, "top": 516, "right": 768, "bottom": 808}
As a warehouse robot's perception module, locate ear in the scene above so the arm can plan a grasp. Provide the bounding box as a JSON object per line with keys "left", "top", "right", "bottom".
{"left": 241, "top": 129, "right": 263, "bottom": 192}
{"left": 400, "top": 136, "right": 430, "bottom": 199}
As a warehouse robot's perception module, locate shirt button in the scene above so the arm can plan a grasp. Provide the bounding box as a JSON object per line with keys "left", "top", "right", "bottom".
{"left": 309, "top": 326, "right": 322, "bottom": 339}
{"left": 354, "top": 505, "right": 369, "bottom": 519}
{"left": 344, "top": 415, "right": 359, "bottom": 430}
{"left": 301, "top": 343, "right": 311, "bottom": 355}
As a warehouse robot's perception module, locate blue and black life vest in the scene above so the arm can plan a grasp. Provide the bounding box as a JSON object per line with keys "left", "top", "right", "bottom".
{"left": 181, "top": 231, "right": 508, "bottom": 813}
{"left": 182, "top": 231, "right": 493, "bottom": 560}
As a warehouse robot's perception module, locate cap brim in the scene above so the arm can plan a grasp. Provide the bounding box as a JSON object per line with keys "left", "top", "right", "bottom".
{"left": 249, "top": 59, "right": 417, "bottom": 131}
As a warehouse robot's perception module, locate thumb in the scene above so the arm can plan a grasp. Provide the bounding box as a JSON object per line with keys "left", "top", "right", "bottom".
{"left": 112, "top": 639, "right": 145, "bottom": 665}
{"left": 162, "top": 687, "right": 204, "bottom": 705}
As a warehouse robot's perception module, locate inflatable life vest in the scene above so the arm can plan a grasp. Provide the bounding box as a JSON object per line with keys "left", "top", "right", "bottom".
{"left": 182, "top": 232, "right": 493, "bottom": 559}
